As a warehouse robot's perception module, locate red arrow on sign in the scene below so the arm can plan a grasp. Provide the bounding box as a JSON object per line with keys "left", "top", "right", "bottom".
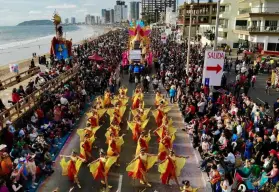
{"left": 206, "top": 64, "right": 222, "bottom": 74}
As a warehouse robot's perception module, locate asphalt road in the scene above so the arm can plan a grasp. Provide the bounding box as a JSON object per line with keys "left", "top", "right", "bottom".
{"left": 38, "top": 71, "right": 207, "bottom": 192}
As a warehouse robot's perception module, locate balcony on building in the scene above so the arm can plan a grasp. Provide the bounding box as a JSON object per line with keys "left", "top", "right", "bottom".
{"left": 234, "top": 23, "right": 279, "bottom": 35}
{"left": 237, "top": 7, "right": 279, "bottom": 18}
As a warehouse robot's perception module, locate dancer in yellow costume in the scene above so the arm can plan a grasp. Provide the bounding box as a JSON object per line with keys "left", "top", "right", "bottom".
{"left": 154, "top": 116, "right": 176, "bottom": 143}
{"left": 95, "top": 96, "right": 105, "bottom": 109}
{"left": 128, "top": 116, "right": 149, "bottom": 142}
{"left": 135, "top": 131, "right": 151, "bottom": 156}
{"left": 119, "top": 86, "right": 128, "bottom": 97}
{"left": 126, "top": 149, "right": 157, "bottom": 187}
{"left": 181, "top": 180, "right": 199, "bottom": 192}
{"left": 157, "top": 130, "right": 175, "bottom": 161}
{"left": 158, "top": 150, "right": 187, "bottom": 189}
{"left": 131, "top": 103, "right": 150, "bottom": 121}
{"left": 105, "top": 125, "right": 120, "bottom": 143}
{"left": 104, "top": 90, "right": 112, "bottom": 107}
{"left": 132, "top": 87, "right": 143, "bottom": 109}
{"left": 107, "top": 133, "right": 125, "bottom": 166}
{"left": 60, "top": 151, "right": 85, "bottom": 188}
{"left": 80, "top": 133, "right": 96, "bottom": 162}
{"left": 88, "top": 149, "right": 118, "bottom": 190}
{"left": 107, "top": 104, "right": 126, "bottom": 120}
{"left": 154, "top": 91, "right": 168, "bottom": 107}
{"left": 87, "top": 110, "right": 101, "bottom": 127}
{"left": 152, "top": 103, "right": 171, "bottom": 127}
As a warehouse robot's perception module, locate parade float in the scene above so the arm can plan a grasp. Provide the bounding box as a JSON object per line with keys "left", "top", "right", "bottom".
{"left": 50, "top": 12, "right": 72, "bottom": 60}
{"left": 122, "top": 21, "right": 152, "bottom": 68}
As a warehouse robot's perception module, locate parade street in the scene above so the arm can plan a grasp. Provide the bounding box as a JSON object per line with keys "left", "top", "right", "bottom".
{"left": 38, "top": 72, "right": 207, "bottom": 192}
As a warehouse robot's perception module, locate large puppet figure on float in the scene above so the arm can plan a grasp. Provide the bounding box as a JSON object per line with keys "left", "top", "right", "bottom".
{"left": 50, "top": 12, "right": 72, "bottom": 60}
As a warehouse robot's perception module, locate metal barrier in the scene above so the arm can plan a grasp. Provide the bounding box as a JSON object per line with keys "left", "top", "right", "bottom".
{"left": 0, "top": 67, "right": 41, "bottom": 90}
{"left": 0, "top": 66, "right": 79, "bottom": 127}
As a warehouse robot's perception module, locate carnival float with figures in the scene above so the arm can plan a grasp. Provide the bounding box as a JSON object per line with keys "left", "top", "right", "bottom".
{"left": 122, "top": 20, "right": 153, "bottom": 69}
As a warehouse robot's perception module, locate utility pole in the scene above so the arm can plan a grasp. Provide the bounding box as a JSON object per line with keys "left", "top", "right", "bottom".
{"left": 186, "top": 5, "right": 193, "bottom": 75}
{"left": 214, "top": 0, "right": 220, "bottom": 51}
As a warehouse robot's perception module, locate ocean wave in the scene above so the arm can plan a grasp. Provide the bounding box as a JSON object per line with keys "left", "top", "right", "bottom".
{"left": 0, "top": 34, "right": 54, "bottom": 50}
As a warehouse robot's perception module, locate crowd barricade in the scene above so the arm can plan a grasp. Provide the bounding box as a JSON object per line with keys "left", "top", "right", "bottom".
{"left": 0, "top": 67, "right": 41, "bottom": 90}
{"left": 0, "top": 66, "right": 79, "bottom": 127}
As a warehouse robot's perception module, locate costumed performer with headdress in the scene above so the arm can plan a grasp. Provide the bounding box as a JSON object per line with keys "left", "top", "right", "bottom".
{"left": 135, "top": 131, "right": 151, "bottom": 156}
{"left": 79, "top": 133, "right": 96, "bottom": 162}
{"left": 128, "top": 116, "right": 149, "bottom": 142}
{"left": 107, "top": 104, "right": 126, "bottom": 121}
{"left": 126, "top": 149, "right": 157, "bottom": 187}
{"left": 88, "top": 149, "right": 118, "bottom": 190}
{"left": 60, "top": 151, "right": 85, "bottom": 188}
{"left": 158, "top": 150, "right": 187, "bottom": 189}
{"left": 119, "top": 86, "right": 128, "bottom": 97}
{"left": 107, "top": 133, "right": 125, "bottom": 166}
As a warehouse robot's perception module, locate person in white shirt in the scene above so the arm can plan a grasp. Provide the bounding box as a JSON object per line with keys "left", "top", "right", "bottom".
{"left": 236, "top": 123, "right": 242, "bottom": 137}
{"left": 60, "top": 96, "right": 68, "bottom": 105}
{"left": 224, "top": 152, "right": 236, "bottom": 165}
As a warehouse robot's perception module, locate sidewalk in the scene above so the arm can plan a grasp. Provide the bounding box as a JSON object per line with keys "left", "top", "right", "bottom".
{"left": 0, "top": 64, "right": 47, "bottom": 107}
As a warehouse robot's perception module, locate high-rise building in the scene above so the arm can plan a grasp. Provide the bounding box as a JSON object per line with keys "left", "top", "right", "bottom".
{"left": 96, "top": 16, "right": 100, "bottom": 24}
{"left": 91, "top": 16, "right": 95, "bottom": 25}
{"left": 105, "top": 10, "right": 111, "bottom": 23}
{"left": 141, "top": 0, "right": 176, "bottom": 23}
{"left": 114, "top": 1, "right": 128, "bottom": 23}
{"left": 64, "top": 18, "right": 69, "bottom": 24}
{"left": 130, "top": 1, "right": 140, "bottom": 20}
{"left": 110, "top": 9, "right": 115, "bottom": 23}
{"left": 85, "top": 14, "right": 91, "bottom": 25}
{"left": 101, "top": 9, "right": 106, "bottom": 23}
{"left": 71, "top": 17, "right": 76, "bottom": 24}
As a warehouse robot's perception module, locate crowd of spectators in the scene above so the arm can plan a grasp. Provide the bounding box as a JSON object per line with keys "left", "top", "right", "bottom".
{"left": 150, "top": 29, "right": 279, "bottom": 192}
{"left": 0, "top": 29, "right": 125, "bottom": 192}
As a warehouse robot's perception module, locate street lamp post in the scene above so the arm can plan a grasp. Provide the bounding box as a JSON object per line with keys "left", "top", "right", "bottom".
{"left": 186, "top": 5, "right": 193, "bottom": 75}
{"left": 214, "top": 0, "right": 221, "bottom": 51}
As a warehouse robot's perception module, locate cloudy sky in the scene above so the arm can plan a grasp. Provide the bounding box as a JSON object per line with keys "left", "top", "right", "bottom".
{"left": 0, "top": 0, "right": 213, "bottom": 26}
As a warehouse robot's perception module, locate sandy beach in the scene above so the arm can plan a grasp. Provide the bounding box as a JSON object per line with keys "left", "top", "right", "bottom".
{"left": 0, "top": 25, "right": 106, "bottom": 80}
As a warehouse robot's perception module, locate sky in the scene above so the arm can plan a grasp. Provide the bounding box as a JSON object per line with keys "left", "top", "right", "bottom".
{"left": 0, "top": 0, "right": 213, "bottom": 26}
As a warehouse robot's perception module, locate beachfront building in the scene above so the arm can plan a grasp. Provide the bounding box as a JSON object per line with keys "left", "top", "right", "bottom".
{"left": 114, "top": 1, "right": 128, "bottom": 23}
{"left": 178, "top": 2, "right": 217, "bottom": 39}
{"left": 130, "top": 1, "right": 140, "bottom": 20}
{"left": 85, "top": 14, "right": 91, "bottom": 25}
{"left": 91, "top": 16, "right": 96, "bottom": 25}
{"left": 96, "top": 16, "right": 100, "bottom": 24}
{"left": 64, "top": 18, "right": 69, "bottom": 24}
{"left": 101, "top": 9, "right": 106, "bottom": 23}
{"left": 110, "top": 9, "right": 115, "bottom": 23}
{"left": 71, "top": 17, "right": 76, "bottom": 24}
{"left": 233, "top": 0, "right": 279, "bottom": 53}
{"left": 141, "top": 0, "right": 176, "bottom": 24}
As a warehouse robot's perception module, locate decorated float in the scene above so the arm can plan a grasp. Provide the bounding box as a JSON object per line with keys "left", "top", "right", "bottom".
{"left": 50, "top": 12, "right": 72, "bottom": 60}
{"left": 122, "top": 21, "right": 152, "bottom": 68}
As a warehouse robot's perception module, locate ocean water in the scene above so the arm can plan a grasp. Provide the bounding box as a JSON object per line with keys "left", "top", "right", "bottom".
{"left": 0, "top": 25, "right": 79, "bottom": 50}
{"left": 0, "top": 25, "right": 105, "bottom": 65}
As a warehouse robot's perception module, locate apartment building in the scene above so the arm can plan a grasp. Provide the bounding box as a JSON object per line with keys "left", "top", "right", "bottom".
{"left": 233, "top": 0, "right": 279, "bottom": 52}
{"left": 178, "top": 2, "right": 218, "bottom": 37}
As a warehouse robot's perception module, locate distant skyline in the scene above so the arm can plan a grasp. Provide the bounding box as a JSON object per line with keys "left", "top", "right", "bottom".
{"left": 0, "top": 0, "right": 216, "bottom": 26}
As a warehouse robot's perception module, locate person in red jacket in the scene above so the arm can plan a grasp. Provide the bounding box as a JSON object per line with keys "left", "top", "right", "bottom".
{"left": 11, "top": 88, "right": 20, "bottom": 104}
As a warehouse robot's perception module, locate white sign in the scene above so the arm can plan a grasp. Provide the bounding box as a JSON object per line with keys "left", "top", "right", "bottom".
{"left": 202, "top": 50, "right": 225, "bottom": 86}
{"left": 129, "top": 50, "right": 141, "bottom": 60}
{"left": 161, "top": 33, "right": 167, "bottom": 44}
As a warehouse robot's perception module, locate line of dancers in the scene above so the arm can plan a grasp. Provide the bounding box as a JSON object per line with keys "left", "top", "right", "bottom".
{"left": 126, "top": 87, "right": 188, "bottom": 190}
{"left": 59, "top": 87, "right": 128, "bottom": 190}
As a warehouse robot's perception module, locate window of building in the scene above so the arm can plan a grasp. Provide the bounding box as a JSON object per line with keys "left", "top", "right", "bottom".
{"left": 267, "top": 43, "right": 279, "bottom": 51}
{"left": 265, "top": 20, "right": 278, "bottom": 30}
